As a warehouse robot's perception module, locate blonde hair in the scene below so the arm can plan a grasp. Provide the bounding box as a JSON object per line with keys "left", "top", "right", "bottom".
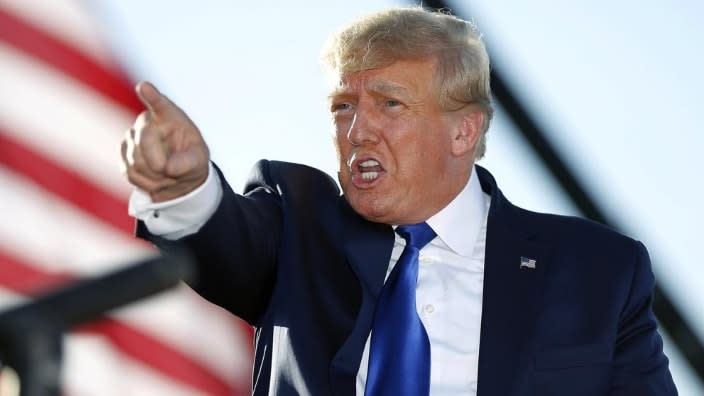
{"left": 321, "top": 7, "right": 493, "bottom": 159}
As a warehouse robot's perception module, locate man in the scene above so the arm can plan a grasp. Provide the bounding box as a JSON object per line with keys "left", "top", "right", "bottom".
{"left": 121, "top": 7, "right": 677, "bottom": 396}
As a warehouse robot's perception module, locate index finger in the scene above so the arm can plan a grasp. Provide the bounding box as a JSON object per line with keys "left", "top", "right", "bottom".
{"left": 135, "top": 81, "right": 176, "bottom": 118}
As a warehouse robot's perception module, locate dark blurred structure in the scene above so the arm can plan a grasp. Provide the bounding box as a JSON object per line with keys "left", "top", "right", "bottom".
{"left": 0, "top": 251, "right": 194, "bottom": 396}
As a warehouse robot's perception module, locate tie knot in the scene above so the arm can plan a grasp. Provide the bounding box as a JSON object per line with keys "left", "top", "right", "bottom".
{"left": 395, "top": 222, "right": 436, "bottom": 250}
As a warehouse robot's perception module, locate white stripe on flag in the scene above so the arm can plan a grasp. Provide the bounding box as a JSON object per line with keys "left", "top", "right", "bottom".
{"left": 0, "top": 166, "right": 151, "bottom": 275}
{"left": 0, "top": 42, "right": 134, "bottom": 198}
{"left": 64, "top": 334, "right": 209, "bottom": 396}
{"left": 0, "top": 0, "right": 115, "bottom": 66}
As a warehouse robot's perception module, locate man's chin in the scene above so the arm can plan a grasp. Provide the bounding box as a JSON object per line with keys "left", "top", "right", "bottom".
{"left": 346, "top": 199, "right": 391, "bottom": 224}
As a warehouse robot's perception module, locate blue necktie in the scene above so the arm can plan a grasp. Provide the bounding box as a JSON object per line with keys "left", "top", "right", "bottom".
{"left": 365, "top": 222, "right": 436, "bottom": 396}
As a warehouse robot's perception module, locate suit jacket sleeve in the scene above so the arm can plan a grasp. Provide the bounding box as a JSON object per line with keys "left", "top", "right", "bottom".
{"left": 136, "top": 161, "right": 283, "bottom": 325}
{"left": 609, "top": 241, "right": 677, "bottom": 395}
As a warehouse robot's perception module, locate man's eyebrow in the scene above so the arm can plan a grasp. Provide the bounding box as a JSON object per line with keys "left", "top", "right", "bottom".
{"left": 328, "top": 86, "right": 352, "bottom": 101}
{"left": 328, "top": 80, "right": 412, "bottom": 100}
{"left": 367, "top": 81, "right": 411, "bottom": 97}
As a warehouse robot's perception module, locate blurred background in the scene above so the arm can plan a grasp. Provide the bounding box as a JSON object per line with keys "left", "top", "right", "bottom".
{"left": 0, "top": 0, "right": 701, "bottom": 394}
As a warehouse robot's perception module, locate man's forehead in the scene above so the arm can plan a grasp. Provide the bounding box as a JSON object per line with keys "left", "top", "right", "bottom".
{"left": 329, "top": 75, "right": 411, "bottom": 97}
{"left": 326, "top": 58, "right": 438, "bottom": 98}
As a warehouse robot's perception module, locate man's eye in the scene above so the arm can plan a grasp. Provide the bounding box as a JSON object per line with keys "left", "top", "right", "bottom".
{"left": 385, "top": 99, "right": 401, "bottom": 107}
{"left": 332, "top": 103, "right": 352, "bottom": 112}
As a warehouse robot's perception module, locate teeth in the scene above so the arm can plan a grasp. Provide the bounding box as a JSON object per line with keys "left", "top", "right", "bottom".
{"left": 359, "top": 160, "right": 380, "bottom": 168}
{"left": 361, "top": 171, "right": 379, "bottom": 180}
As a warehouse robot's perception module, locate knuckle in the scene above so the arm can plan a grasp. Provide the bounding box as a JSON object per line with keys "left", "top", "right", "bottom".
{"left": 125, "top": 169, "right": 144, "bottom": 188}
{"left": 155, "top": 178, "right": 177, "bottom": 191}
{"left": 132, "top": 156, "right": 152, "bottom": 175}
{"left": 126, "top": 169, "right": 158, "bottom": 193}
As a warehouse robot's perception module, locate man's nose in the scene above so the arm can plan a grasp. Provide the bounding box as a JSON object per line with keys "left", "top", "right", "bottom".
{"left": 347, "top": 108, "right": 381, "bottom": 146}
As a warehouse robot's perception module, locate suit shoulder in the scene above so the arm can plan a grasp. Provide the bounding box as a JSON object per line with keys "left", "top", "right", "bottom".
{"left": 478, "top": 165, "right": 639, "bottom": 251}
{"left": 516, "top": 205, "right": 640, "bottom": 251}
{"left": 244, "top": 160, "right": 340, "bottom": 197}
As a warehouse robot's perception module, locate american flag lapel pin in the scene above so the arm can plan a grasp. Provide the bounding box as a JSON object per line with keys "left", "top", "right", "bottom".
{"left": 520, "top": 256, "right": 537, "bottom": 269}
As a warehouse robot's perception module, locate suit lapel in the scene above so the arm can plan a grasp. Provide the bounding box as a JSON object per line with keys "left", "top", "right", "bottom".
{"left": 339, "top": 198, "right": 394, "bottom": 297}
{"left": 329, "top": 197, "right": 394, "bottom": 396}
{"left": 475, "top": 167, "right": 549, "bottom": 396}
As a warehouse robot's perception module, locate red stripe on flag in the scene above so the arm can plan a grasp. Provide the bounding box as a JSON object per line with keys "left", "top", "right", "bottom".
{"left": 0, "top": 249, "right": 243, "bottom": 395}
{"left": 0, "top": 249, "right": 73, "bottom": 295}
{"left": 0, "top": 7, "right": 143, "bottom": 114}
{"left": 77, "top": 320, "right": 240, "bottom": 396}
{"left": 0, "top": 130, "right": 133, "bottom": 234}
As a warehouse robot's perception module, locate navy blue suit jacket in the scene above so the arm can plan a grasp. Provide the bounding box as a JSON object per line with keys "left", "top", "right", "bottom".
{"left": 138, "top": 160, "right": 677, "bottom": 395}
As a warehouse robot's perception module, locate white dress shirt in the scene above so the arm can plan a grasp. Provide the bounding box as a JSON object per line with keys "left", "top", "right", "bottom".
{"left": 129, "top": 164, "right": 490, "bottom": 396}
{"left": 129, "top": 162, "right": 222, "bottom": 239}
{"left": 355, "top": 168, "right": 490, "bottom": 396}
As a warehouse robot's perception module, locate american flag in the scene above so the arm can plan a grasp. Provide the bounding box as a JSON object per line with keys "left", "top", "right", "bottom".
{"left": 0, "top": 0, "right": 251, "bottom": 394}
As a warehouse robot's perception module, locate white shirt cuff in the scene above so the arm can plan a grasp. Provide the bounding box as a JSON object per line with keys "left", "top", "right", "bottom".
{"left": 128, "top": 162, "right": 223, "bottom": 239}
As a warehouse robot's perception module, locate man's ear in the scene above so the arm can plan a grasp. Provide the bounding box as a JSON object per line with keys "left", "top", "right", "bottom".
{"left": 451, "top": 110, "right": 483, "bottom": 157}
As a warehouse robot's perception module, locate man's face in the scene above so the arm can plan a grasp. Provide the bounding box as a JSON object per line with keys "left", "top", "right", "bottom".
{"left": 331, "top": 58, "right": 475, "bottom": 225}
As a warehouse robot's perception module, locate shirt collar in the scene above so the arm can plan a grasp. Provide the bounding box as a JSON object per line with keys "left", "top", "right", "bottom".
{"left": 426, "top": 165, "right": 489, "bottom": 257}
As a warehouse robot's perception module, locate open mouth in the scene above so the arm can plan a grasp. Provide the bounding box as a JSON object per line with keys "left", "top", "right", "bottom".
{"left": 349, "top": 157, "right": 386, "bottom": 186}
{"left": 359, "top": 159, "right": 384, "bottom": 180}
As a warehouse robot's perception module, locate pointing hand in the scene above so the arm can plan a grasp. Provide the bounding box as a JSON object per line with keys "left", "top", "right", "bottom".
{"left": 121, "top": 82, "right": 210, "bottom": 202}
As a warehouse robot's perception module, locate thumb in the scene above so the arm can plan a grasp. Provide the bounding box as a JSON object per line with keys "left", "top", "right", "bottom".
{"left": 135, "top": 81, "right": 174, "bottom": 117}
